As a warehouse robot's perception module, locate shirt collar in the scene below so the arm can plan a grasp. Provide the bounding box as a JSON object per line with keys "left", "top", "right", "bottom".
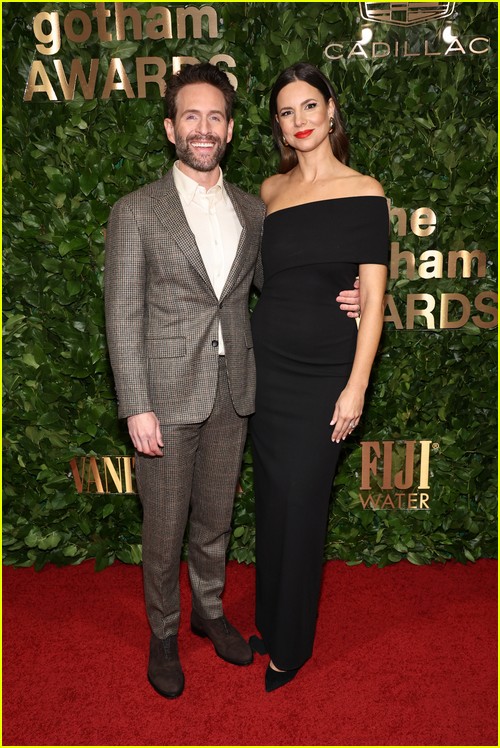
{"left": 173, "top": 161, "right": 225, "bottom": 206}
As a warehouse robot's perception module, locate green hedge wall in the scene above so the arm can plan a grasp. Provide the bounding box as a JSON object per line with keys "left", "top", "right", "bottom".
{"left": 3, "top": 2, "right": 497, "bottom": 570}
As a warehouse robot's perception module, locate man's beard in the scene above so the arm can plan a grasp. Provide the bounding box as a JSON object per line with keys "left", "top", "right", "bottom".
{"left": 175, "top": 132, "right": 227, "bottom": 172}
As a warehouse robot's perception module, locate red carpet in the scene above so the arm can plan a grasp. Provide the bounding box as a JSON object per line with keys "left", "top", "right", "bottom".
{"left": 2, "top": 559, "right": 497, "bottom": 746}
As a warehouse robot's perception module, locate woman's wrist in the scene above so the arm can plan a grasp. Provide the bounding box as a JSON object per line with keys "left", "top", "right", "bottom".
{"left": 344, "top": 377, "right": 368, "bottom": 394}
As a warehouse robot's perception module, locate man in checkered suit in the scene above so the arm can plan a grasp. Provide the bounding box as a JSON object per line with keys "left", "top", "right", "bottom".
{"left": 105, "top": 63, "right": 267, "bottom": 699}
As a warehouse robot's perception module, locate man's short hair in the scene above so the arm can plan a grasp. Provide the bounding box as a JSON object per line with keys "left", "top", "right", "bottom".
{"left": 165, "top": 63, "right": 235, "bottom": 122}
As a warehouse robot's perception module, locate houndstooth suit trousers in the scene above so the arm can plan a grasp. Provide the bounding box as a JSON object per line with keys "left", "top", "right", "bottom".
{"left": 136, "top": 357, "right": 248, "bottom": 638}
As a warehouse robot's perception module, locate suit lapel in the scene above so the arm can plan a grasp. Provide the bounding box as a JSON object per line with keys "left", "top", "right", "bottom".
{"left": 151, "top": 170, "right": 215, "bottom": 293}
{"left": 220, "top": 181, "right": 248, "bottom": 300}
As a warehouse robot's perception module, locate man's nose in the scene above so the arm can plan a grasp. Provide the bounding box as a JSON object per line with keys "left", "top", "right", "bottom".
{"left": 198, "top": 116, "right": 213, "bottom": 133}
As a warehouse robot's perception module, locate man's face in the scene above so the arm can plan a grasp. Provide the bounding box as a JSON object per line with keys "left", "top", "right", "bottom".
{"left": 164, "top": 83, "right": 234, "bottom": 176}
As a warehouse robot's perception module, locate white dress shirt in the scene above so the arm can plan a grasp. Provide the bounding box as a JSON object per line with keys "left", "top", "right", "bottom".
{"left": 173, "top": 162, "right": 242, "bottom": 355}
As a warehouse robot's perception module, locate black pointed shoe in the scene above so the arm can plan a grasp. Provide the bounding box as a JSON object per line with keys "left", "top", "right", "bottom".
{"left": 265, "top": 663, "right": 300, "bottom": 692}
{"left": 191, "top": 610, "right": 253, "bottom": 665}
{"left": 147, "top": 633, "right": 184, "bottom": 698}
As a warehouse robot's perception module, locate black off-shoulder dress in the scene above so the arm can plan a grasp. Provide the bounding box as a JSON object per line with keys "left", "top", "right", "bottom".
{"left": 250, "top": 196, "right": 389, "bottom": 670}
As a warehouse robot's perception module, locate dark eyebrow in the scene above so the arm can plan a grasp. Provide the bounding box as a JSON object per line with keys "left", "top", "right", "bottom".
{"left": 182, "top": 109, "right": 225, "bottom": 117}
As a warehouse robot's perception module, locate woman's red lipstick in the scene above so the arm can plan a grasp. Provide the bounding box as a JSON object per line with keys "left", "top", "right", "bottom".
{"left": 295, "top": 129, "right": 314, "bottom": 138}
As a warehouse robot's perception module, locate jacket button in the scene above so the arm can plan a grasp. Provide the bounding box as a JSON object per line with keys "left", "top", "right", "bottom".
{"left": 219, "top": 302, "right": 223, "bottom": 309}
{"left": 211, "top": 340, "right": 219, "bottom": 347}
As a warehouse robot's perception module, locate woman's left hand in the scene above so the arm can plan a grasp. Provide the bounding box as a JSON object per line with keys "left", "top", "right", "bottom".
{"left": 330, "top": 385, "right": 365, "bottom": 443}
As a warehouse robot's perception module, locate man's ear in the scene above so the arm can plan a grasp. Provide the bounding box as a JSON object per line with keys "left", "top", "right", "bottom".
{"left": 226, "top": 118, "right": 234, "bottom": 144}
{"left": 164, "top": 118, "right": 175, "bottom": 145}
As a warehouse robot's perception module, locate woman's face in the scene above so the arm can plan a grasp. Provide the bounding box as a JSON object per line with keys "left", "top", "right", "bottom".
{"left": 276, "top": 80, "right": 334, "bottom": 152}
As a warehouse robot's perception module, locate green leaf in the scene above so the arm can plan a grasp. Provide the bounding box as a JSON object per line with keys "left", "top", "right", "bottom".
{"left": 21, "top": 353, "right": 39, "bottom": 369}
{"left": 37, "top": 532, "right": 62, "bottom": 550}
{"left": 407, "top": 552, "right": 427, "bottom": 566}
{"left": 79, "top": 172, "right": 99, "bottom": 196}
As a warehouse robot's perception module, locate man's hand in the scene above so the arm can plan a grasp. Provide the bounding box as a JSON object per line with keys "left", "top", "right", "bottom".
{"left": 127, "top": 411, "right": 164, "bottom": 456}
{"left": 336, "top": 278, "right": 361, "bottom": 318}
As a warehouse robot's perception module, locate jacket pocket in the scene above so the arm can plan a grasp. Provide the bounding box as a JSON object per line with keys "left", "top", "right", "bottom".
{"left": 241, "top": 308, "right": 254, "bottom": 349}
{"left": 243, "top": 322, "right": 253, "bottom": 349}
{"left": 146, "top": 336, "right": 186, "bottom": 358}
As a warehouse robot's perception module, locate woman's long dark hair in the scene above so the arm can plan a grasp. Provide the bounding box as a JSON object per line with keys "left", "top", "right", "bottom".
{"left": 269, "top": 62, "right": 349, "bottom": 174}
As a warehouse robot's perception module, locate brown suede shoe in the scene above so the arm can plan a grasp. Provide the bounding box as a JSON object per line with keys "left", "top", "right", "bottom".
{"left": 147, "top": 633, "right": 184, "bottom": 698}
{"left": 191, "top": 611, "right": 253, "bottom": 666}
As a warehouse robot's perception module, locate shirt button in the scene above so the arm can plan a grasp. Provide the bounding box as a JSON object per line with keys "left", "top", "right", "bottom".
{"left": 211, "top": 340, "right": 219, "bottom": 347}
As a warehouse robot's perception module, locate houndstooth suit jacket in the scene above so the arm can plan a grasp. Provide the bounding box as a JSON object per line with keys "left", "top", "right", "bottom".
{"left": 104, "top": 169, "right": 265, "bottom": 424}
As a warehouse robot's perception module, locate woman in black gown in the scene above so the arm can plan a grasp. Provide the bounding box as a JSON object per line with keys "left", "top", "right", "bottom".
{"left": 250, "top": 63, "right": 389, "bottom": 691}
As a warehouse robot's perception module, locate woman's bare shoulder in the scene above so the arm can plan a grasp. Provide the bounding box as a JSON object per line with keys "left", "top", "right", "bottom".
{"left": 345, "top": 171, "right": 385, "bottom": 197}
{"left": 260, "top": 173, "right": 288, "bottom": 204}
{"left": 357, "top": 174, "right": 385, "bottom": 197}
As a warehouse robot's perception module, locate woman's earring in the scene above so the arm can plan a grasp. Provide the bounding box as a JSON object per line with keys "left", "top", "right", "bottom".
{"left": 282, "top": 135, "right": 289, "bottom": 147}
{"left": 329, "top": 116, "right": 335, "bottom": 133}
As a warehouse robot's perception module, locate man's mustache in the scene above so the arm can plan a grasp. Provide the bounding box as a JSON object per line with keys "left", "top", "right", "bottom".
{"left": 187, "top": 133, "right": 221, "bottom": 144}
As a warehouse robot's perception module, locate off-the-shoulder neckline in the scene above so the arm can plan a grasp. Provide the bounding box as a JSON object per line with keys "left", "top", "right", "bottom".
{"left": 265, "top": 195, "right": 387, "bottom": 220}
